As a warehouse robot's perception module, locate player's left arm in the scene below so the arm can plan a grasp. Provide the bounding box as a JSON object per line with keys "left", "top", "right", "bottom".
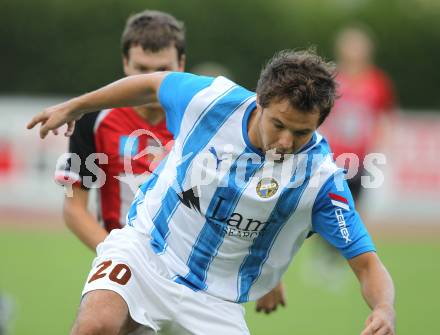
{"left": 348, "top": 252, "right": 395, "bottom": 335}
{"left": 311, "top": 170, "right": 395, "bottom": 334}
{"left": 255, "top": 281, "right": 286, "bottom": 314}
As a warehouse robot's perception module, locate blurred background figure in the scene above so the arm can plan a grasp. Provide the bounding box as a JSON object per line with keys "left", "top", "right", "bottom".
{"left": 0, "top": 294, "right": 13, "bottom": 335}
{"left": 306, "top": 23, "right": 397, "bottom": 290}
{"left": 321, "top": 23, "right": 396, "bottom": 192}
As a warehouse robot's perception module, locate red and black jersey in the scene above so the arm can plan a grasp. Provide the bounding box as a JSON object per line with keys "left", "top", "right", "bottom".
{"left": 319, "top": 67, "right": 396, "bottom": 161}
{"left": 55, "top": 107, "right": 173, "bottom": 232}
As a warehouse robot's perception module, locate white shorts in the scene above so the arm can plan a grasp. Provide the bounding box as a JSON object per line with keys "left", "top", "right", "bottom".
{"left": 82, "top": 227, "right": 250, "bottom": 335}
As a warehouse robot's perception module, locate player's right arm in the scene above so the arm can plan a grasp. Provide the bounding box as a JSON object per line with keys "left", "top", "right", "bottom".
{"left": 26, "top": 72, "right": 168, "bottom": 139}
{"left": 63, "top": 186, "right": 108, "bottom": 251}
{"left": 255, "top": 281, "right": 286, "bottom": 314}
{"left": 311, "top": 171, "right": 395, "bottom": 334}
{"left": 56, "top": 113, "right": 109, "bottom": 251}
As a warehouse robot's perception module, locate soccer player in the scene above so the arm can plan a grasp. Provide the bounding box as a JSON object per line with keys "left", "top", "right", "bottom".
{"left": 28, "top": 49, "right": 396, "bottom": 335}
{"left": 55, "top": 10, "right": 185, "bottom": 250}
{"left": 55, "top": 8, "right": 282, "bottom": 315}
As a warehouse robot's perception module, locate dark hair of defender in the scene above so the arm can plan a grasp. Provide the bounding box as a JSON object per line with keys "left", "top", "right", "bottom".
{"left": 121, "top": 10, "right": 186, "bottom": 61}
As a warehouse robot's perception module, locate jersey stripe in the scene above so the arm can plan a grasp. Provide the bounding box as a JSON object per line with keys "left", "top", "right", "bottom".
{"left": 236, "top": 152, "right": 315, "bottom": 302}
{"left": 175, "top": 148, "right": 264, "bottom": 290}
{"left": 179, "top": 82, "right": 236, "bottom": 148}
{"left": 126, "top": 156, "right": 170, "bottom": 227}
{"left": 149, "top": 87, "right": 254, "bottom": 254}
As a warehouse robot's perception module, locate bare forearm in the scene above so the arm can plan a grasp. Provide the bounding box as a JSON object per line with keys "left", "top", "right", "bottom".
{"left": 63, "top": 203, "right": 108, "bottom": 251}
{"left": 350, "top": 252, "right": 396, "bottom": 334}
{"left": 360, "top": 260, "right": 395, "bottom": 310}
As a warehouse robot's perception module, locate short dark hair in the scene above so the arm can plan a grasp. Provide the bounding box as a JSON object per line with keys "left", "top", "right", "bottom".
{"left": 256, "top": 49, "right": 337, "bottom": 125}
{"left": 121, "top": 10, "right": 185, "bottom": 61}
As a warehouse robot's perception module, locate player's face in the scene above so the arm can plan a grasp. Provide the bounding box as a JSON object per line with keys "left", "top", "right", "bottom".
{"left": 336, "top": 30, "right": 372, "bottom": 66}
{"left": 256, "top": 99, "right": 320, "bottom": 159}
{"left": 123, "top": 45, "right": 185, "bottom": 76}
{"left": 123, "top": 45, "right": 185, "bottom": 111}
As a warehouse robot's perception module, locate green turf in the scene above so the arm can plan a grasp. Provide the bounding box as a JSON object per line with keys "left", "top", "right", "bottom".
{"left": 1, "top": 228, "right": 439, "bottom": 334}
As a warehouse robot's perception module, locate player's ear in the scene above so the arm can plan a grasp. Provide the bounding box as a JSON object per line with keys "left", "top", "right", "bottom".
{"left": 178, "top": 54, "right": 186, "bottom": 72}
{"left": 122, "top": 56, "right": 130, "bottom": 76}
{"left": 256, "top": 96, "right": 263, "bottom": 112}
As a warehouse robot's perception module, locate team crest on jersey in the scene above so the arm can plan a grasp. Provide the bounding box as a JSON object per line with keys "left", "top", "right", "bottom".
{"left": 256, "top": 178, "right": 279, "bottom": 198}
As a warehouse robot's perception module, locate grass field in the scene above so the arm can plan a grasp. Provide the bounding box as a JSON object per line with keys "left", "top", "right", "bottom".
{"left": 1, "top": 226, "right": 439, "bottom": 334}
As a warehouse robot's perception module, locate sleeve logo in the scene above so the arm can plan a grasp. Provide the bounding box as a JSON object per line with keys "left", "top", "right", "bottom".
{"left": 329, "top": 193, "right": 351, "bottom": 243}
{"left": 329, "top": 192, "right": 349, "bottom": 211}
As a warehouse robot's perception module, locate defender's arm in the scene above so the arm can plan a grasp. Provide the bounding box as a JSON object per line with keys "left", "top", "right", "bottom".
{"left": 63, "top": 186, "right": 108, "bottom": 251}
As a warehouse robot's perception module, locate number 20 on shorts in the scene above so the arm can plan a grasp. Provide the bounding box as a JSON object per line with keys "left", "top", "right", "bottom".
{"left": 88, "top": 260, "right": 132, "bottom": 285}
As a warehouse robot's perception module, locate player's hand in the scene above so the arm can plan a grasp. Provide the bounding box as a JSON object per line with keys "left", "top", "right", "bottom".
{"left": 255, "top": 282, "right": 286, "bottom": 314}
{"left": 360, "top": 304, "right": 395, "bottom": 335}
{"left": 26, "top": 100, "right": 83, "bottom": 139}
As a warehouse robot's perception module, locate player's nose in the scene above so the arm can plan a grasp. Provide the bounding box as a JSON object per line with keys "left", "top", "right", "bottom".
{"left": 277, "top": 132, "right": 294, "bottom": 152}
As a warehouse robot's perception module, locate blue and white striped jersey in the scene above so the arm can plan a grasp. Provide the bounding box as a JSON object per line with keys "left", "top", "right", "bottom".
{"left": 126, "top": 72, "right": 375, "bottom": 302}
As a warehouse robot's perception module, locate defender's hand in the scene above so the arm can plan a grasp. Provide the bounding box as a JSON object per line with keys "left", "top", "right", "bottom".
{"left": 26, "top": 100, "right": 83, "bottom": 139}
{"left": 255, "top": 282, "right": 286, "bottom": 314}
{"left": 360, "top": 304, "right": 395, "bottom": 335}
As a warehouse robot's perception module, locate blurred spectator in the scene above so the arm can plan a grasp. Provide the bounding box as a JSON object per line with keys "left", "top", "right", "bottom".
{"left": 320, "top": 23, "right": 397, "bottom": 196}
{"left": 308, "top": 23, "right": 397, "bottom": 289}
{"left": 0, "top": 139, "right": 13, "bottom": 176}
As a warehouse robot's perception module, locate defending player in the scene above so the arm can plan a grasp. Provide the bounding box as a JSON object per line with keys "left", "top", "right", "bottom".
{"left": 55, "top": 10, "right": 184, "bottom": 250}
{"left": 28, "top": 49, "right": 396, "bottom": 335}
